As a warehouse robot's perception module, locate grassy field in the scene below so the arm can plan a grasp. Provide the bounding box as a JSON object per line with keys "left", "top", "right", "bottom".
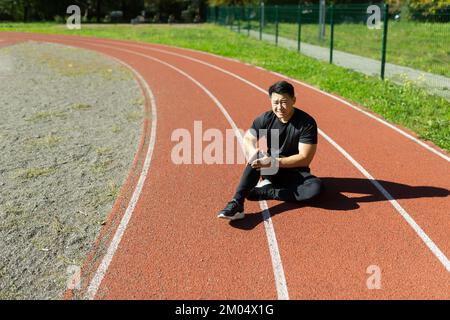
{"left": 0, "top": 23, "right": 448, "bottom": 151}
{"left": 243, "top": 20, "right": 450, "bottom": 77}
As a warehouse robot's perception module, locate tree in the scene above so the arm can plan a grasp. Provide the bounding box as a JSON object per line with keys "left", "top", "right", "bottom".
{"left": 207, "top": 0, "right": 258, "bottom": 5}
{"left": 144, "top": 0, "right": 207, "bottom": 22}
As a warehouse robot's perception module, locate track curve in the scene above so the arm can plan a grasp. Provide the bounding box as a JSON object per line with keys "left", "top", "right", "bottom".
{"left": 1, "top": 32, "right": 449, "bottom": 299}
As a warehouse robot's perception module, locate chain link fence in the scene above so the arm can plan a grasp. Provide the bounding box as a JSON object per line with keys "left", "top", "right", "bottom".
{"left": 207, "top": 3, "right": 450, "bottom": 100}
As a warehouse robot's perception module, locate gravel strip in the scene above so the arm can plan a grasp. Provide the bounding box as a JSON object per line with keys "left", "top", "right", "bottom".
{"left": 0, "top": 41, "right": 144, "bottom": 299}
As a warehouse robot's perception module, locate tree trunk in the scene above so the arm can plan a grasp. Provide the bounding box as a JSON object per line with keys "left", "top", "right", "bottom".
{"left": 23, "top": 4, "right": 28, "bottom": 22}
{"left": 96, "top": 0, "right": 102, "bottom": 23}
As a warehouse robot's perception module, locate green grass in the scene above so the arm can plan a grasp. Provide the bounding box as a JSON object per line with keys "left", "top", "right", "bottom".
{"left": 126, "top": 110, "right": 143, "bottom": 122}
{"left": 242, "top": 20, "right": 450, "bottom": 77}
{"left": 111, "top": 124, "right": 122, "bottom": 134}
{"left": 0, "top": 23, "right": 448, "bottom": 150}
{"left": 90, "top": 181, "right": 120, "bottom": 210}
{"left": 91, "top": 159, "right": 113, "bottom": 175}
{"left": 25, "top": 133, "right": 62, "bottom": 148}
{"left": 0, "top": 286, "right": 21, "bottom": 300}
{"left": 95, "top": 146, "right": 113, "bottom": 156}
{"left": 131, "top": 96, "right": 145, "bottom": 106}
{"left": 15, "top": 167, "right": 56, "bottom": 179}
{"left": 71, "top": 103, "right": 93, "bottom": 110}
{"left": 26, "top": 110, "right": 67, "bottom": 122}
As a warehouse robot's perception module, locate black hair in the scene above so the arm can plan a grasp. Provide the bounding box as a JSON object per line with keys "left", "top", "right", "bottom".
{"left": 268, "top": 80, "right": 295, "bottom": 98}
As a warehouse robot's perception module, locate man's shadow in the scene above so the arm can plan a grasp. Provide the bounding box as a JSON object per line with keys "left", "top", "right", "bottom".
{"left": 230, "top": 177, "right": 449, "bottom": 230}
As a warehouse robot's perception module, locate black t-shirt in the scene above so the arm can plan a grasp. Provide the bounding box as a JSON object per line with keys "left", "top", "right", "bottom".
{"left": 250, "top": 107, "right": 318, "bottom": 171}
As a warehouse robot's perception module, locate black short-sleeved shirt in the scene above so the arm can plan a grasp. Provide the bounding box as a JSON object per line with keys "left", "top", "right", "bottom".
{"left": 250, "top": 107, "right": 318, "bottom": 171}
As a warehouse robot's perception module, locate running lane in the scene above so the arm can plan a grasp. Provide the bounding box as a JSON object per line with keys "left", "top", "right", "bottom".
{"left": 2, "top": 33, "right": 278, "bottom": 299}
{"left": 2, "top": 32, "right": 449, "bottom": 299}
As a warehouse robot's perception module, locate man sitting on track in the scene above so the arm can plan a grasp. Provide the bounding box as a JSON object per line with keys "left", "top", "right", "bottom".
{"left": 218, "top": 80, "right": 323, "bottom": 220}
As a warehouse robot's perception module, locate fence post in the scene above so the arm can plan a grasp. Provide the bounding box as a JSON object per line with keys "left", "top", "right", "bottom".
{"left": 247, "top": 6, "right": 251, "bottom": 36}
{"left": 259, "top": 2, "right": 264, "bottom": 40}
{"left": 275, "top": 5, "right": 279, "bottom": 46}
{"left": 225, "top": 6, "right": 228, "bottom": 26}
{"left": 381, "top": 3, "right": 389, "bottom": 80}
{"left": 329, "top": 4, "right": 334, "bottom": 64}
{"left": 242, "top": 6, "right": 246, "bottom": 34}
{"left": 230, "top": 6, "right": 233, "bottom": 30}
{"left": 238, "top": 6, "right": 241, "bottom": 33}
{"left": 319, "top": 0, "right": 326, "bottom": 40}
{"left": 297, "top": 4, "right": 302, "bottom": 52}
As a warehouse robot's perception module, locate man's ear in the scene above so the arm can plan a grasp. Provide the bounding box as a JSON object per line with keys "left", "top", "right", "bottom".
{"left": 292, "top": 96, "right": 296, "bottom": 104}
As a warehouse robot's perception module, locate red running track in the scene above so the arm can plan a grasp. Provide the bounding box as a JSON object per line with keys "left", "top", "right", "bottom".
{"left": 1, "top": 32, "right": 449, "bottom": 299}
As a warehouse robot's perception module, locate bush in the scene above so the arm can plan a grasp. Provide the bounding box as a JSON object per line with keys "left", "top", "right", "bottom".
{"left": 152, "top": 13, "right": 161, "bottom": 23}
{"left": 387, "top": 0, "right": 403, "bottom": 15}
{"left": 53, "top": 15, "right": 64, "bottom": 23}
{"left": 193, "top": 14, "right": 201, "bottom": 23}
{"left": 181, "top": 9, "right": 194, "bottom": 22}
{"left": 407, "top": 0, "right": 450, "bottom": 21}
{"left": 168, "top": 14, "right": 175, "bottom": 23}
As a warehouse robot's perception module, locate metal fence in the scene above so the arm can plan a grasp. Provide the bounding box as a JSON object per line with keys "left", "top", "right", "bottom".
{"left": 207, "top": 3, "right": 450, "bottom": 99}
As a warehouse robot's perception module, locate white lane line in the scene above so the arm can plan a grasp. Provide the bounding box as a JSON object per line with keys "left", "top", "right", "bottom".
{"left": 42, "top": 34, "right": 450, "bottom": 161}
{"left": 284, "top": 76, "right": 450, "bottom": 163}
{"left": 102, "top": 38, "right": 450, "bottom": 162}
{"left": 81, "top": 41, "right": 290, "bottom": 300}
{"left": 27, "top": 39, "right": 160, "bottom": 298}
{"left": 259, "top": 201, "right": 290, "bottom": 299}
{"left": 85, "top": 59, "right": 158, "bottom": 300}
{"left": 33, "top": 35, "right": 450, "bottom": 299}
{"left": 80, "top": 39, "right": 450, "bottom": 273}
{"left": 319, "top": 130, "right": 450, "bottom": 272}
{"left": 30, "top": 36, "right": 289, "bottom": 299}
{"left": 172, "top": 44, "right": 450, "bottom": 163}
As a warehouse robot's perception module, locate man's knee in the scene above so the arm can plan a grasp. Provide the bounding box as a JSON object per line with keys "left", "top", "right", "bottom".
{"left": 298, "top": 177, "right": 323, "bottom": 201}
{"left": 311, "top": 178, "right": 323, "bottom": 196}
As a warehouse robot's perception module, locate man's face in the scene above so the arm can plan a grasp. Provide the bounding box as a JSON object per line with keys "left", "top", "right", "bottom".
{"left": 270, "top": 92, "right": 296, "bottom": 119}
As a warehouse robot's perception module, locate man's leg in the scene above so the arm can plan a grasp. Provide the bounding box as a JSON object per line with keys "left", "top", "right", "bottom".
{"left": 275, "top": 171, "right": 323, "bottom": 202}
{"left": 232, "top": 164, "right": 262, "bottom": 204}
{"left": 217, "top": 164, "right": 261, "bottom": 220}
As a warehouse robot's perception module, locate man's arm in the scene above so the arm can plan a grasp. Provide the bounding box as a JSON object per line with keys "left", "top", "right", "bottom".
{"left": 243, "top": 130, "right": 260, "bottom": 164}
{"left": 276, "top": 143, "right": 317, "bottom": 168}
{"left": 250, "top": 142, "right": 317, "bottom": 169}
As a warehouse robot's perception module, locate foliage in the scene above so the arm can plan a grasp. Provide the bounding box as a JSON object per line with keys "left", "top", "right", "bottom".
{"left": 406, "top": 0, "right": 449, "bottom": 21}
{"left": 1, "top": 22, "right": 448, "bottom": 150}
{"left": 0, "top": 0, "right": 208, "bottom": 22}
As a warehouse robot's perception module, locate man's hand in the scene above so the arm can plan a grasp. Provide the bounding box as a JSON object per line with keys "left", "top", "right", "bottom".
{"left": 250, "top": 156, "right": 271, "bottom": 169}
{"left": 250, "top": 152, "right": 278, "bottom": 170}
{"left": 247, "top": 148, "right": 261, "bottom": 165}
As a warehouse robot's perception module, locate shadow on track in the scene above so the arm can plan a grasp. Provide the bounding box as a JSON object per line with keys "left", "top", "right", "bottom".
{"left": 229, "top": 177, "right": 449, "bottom": 230}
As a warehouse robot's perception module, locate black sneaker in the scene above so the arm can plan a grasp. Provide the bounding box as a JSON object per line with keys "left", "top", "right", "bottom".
{"left": 217, "top": 199, "right": 244, "bottom": 220}
{"left": 246, "top": 184, "right": 276, "bottom": 201}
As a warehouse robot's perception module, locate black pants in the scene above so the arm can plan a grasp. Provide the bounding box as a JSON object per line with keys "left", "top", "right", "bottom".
{"left": 233, "top": 165, "right": 323, "bottom": 204}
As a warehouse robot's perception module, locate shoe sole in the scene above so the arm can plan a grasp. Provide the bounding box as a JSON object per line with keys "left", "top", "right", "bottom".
{"left": 217, "top": 211, "right": 245, "bottom": 221}
{"left": 256, "top": 179, "right": 272, "bottom": 188}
